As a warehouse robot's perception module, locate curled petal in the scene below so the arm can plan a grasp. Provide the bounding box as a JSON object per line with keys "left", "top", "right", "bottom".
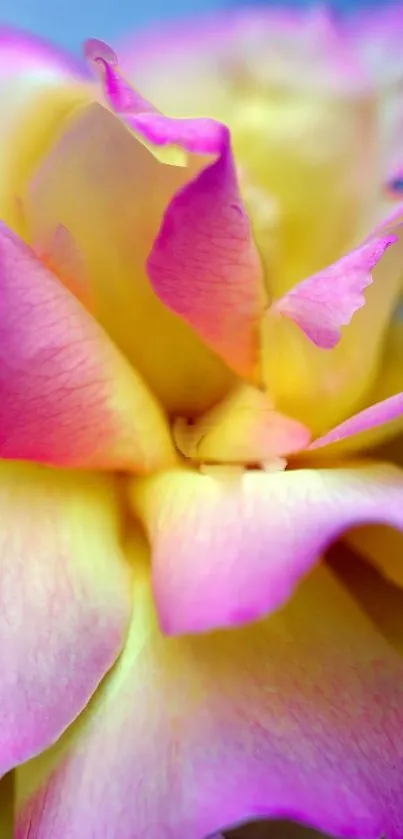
{"left": 271, "top": 235, "right": 396, "bottom": 349}
{"left": 0, "top": 222, "right": 174, "bottom": 471}
{"left": 0, "top": 461, "right": 131, "bottom": 773}
{"left": 15, "top": 557, "right": 403, "bottom": 839}
{"left": 130, "top": 462, "right": 403, "bottom": 635}
{"left": 85, "top": 39, "right": 266, "bottom": 381}
{"left": 84, "top": 38, "right": 158, "bottom": 115}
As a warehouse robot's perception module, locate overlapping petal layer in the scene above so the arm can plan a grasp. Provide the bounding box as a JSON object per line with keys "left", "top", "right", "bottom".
{"left": 131, "top": 461, "right": 403, "bottom": 635}
{"left": 0, "top": 460, "right": 131, "bottom": 774}
{"left": 24, "top": 98, "right": 238, "bottom": 413}
{"left": 0, "top": 222, "right": 174, "bottom": 471}
{"left": 86, "top": 40, "right": 267, "bottom": 381}
{"left": 15, "top": 556, "right": 403, "bottom": 839}
{"left": 118, "top": 8, "right": 381, "bottom": 285}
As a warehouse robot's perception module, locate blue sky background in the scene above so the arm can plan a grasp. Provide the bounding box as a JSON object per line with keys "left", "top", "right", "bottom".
{"left": 0, "top": 0, "right": 398, "bottom": 52}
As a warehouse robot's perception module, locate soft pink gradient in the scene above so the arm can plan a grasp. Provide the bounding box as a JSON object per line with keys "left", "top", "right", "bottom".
{"left": 0, "top": 462, "right": 131, "bottom": 774}
{"left": 15, "top": 562, "right": 403, "bottom": 839}
{"left": 131, "top": 462, "right": 403, "bottom": 634}
{"left": 272, "top": 235, "right": 396, "bottom": 348}
{"left": 0, "top": 27, "right": 86, "bottom": 77}
{"left": 0, "top": 222, "right": 174, "bottom": 472}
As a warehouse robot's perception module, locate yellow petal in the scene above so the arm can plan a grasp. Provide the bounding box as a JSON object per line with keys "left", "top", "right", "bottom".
{"left": 24, "top": 101, "right": 234, "bottom": 414}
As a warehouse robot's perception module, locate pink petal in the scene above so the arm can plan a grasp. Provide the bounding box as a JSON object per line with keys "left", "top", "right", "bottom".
{"left": 15, "top": 557, "right": 403, "bottom": 839}
{"left": 272, "top": 235, "right": 396, "bottom": 349}
{"left": 309, "top": 392, "right": 403, "bottom": 452}
{"left": 147, "top": 139, "right": 266, "bottom": 380}
{"left": 0, "top": 461, "right": 131, "bottom": 773}
{"left": 130, "top": 462, "right": 403, "bottom": 635}
{"left": 0, "top": 222, "right": 174, "bottom": 471}
{"left": 85, "top": 39, "right": 266, "bottom": 380}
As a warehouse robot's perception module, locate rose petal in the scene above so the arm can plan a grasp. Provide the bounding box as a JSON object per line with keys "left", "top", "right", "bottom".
{"left": 271, "top": 235, "right": 396, "bottom": 349}
{"left": 174, "top": 385, "right": 310, "bottom": 466}
{"left": 15, "top": 557, "right": 403, "bottom": 839}
{"left": 0, "top": 222, "right": 174, "bottom": 471}
{"left": 130, "top": 461, "right": 403, "bottom": 635}
{"left": 0, "top": 460, "right": 131, "bottom": 773}
{"left": 0, "top": 28, "right": 87, "bottom": 232}
{"left": 34, "top": 223, "right": 93, "bottom": 309}
{"left": 84, "top": 39, "right": 267, "bottom": 381}
{"left": 147, "top": 136, "right": 266, "bottom": 380}
{"left": 309, "top": 392, "right": 403, "bottom": 452}
{"left": 25, "top": 101, "right": 235, "bottom": 414}
{"left": 302, "top": 315, "right": 403, "bottom": 456}
{"left": 262, "top": 220, "right": 403, "bottom": 436}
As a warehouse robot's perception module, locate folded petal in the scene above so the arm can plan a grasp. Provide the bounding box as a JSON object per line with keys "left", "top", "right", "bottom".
{"left": 25, "top": 100, "right": 235, "bottom": 414}
{"left": 130, "top": 461, "right": 403, "bottom": 634}
{"left": 0, "top": 222, "right": 174, "bottom": 471}
{"left": 173, "top": 385, "right": 310, "bottom": 466}
{"left": 15, "top": 556, "right": 403, "bottom": 839}
{"left": 0, "top": 460, "right": 132, "bottom": 773}
{"left": 84, "top": 39, "right": 266, "bottom": 382}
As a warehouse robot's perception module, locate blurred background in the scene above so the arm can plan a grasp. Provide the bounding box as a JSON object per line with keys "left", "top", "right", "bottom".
{"left": 0, "top": 0, "right": 397, "bottom": 52}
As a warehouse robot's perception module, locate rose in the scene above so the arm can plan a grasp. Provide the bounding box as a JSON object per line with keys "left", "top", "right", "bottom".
{"left": 0, "top": 8, "right": 403, "bottom": 837}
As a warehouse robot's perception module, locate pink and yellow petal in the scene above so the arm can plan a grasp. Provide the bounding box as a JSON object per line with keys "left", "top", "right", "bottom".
{"left": 130, "top": 461, "right": 403, "bottom": 635}
{"left": 85, "top": 41, "right": 266, "bottom": 382}
{"left": 174, "top": 384, "right": 310, "bottom": 466}
{"left": 120, "top": 10, "right": 381, "bottom": 291}
{"left": 25, "top": 100, "right": 235, "bottom": 414}
{"left": 0, "top": 222, "right": 174, "bottom": 471}
{"left": 0, "top": 29, "right": 89, "bottom": 232}
{"left": 15, "top": 555, "right": 403, "bottom": 839}
{"left": 304, "top": 318, "right": 403, "bottom": 457}
{"left": 271, "top": 234, "right": 396, "bottom": 349}
{"left": 0, "top": 460, "right": 132, "bottom": 774}
{"left": 263, "top": 223, "right": 403, "bottom": 435}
